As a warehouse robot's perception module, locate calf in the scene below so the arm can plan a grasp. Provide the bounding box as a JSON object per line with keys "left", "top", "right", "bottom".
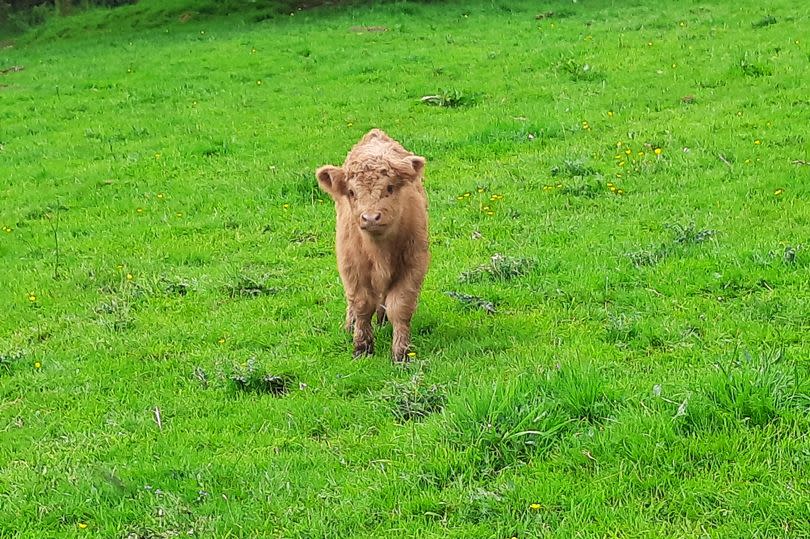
{"left": 316, "top": 129, "right": 429, "bottom": 362}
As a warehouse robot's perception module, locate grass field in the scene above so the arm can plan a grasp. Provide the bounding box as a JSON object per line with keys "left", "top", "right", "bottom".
{"left": 1, "top": 0, "right": 809, "bottom": 536}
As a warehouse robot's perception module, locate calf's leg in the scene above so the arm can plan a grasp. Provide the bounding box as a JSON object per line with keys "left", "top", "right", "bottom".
{"left": 344, "top": 303, "right": 355, "bottom": 333}
{"left": 375, "top": 297, "right": 388, "bottom": 326}
{"left": 384, "top": 283, "right": 421, "bottom": 362}
{"left": 350, "top": 294, "right": 375, "bottom": 357}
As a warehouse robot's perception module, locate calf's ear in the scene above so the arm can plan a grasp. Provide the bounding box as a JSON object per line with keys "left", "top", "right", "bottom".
{"left": 316, "top": 166, "right": 346, "bottom": 198}
{"left": 402, "top": 155, "right": 426, "bottom": 181}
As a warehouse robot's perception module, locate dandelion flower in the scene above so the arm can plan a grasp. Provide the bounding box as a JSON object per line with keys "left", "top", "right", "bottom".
{"left": 654, "top": 148, "right": 663, "bottom": 156}
{"left": 754, "top": 139, "right": 761, "bottom": 145}
{"left": 283, "top": 203, "right": 290, "bottom": 210}
{"left": 218, "top": 338, "right": 226, "bottom": 345}
{"left": 136, "top": 208, "right": 144, "bottom": 214}
{"left": 28, "top": 293, "right": 36, "bottom": 302}
{"left": 529, "top": 503, "right": 541, "bottom": 511}
{"left": 35, "top": 362, "right": 41, "bottom": 369}
{"left": 625, "top": 149, "right": 632, "bottom": 155}
{"left": 774, "top": 188, "right": 784, "bottom": 196}
{"left": 126, "top": 273, "right": 133, "bottom": 281}
{"left": 407, "top": 351, "right": 416, "bottom": 358}
{"left": 607, "top": 111, "right": 614, "bottom": 117}
{"left": 157, "top": 193, "right": 165, "bottom": 199}
{"left": 78, "top": 523, "right": 88, "bottom": 529}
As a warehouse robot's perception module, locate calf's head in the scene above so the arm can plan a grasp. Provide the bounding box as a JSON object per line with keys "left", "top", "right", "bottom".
{"left": 317, "top": 133, "right": 425, "bottom": 237}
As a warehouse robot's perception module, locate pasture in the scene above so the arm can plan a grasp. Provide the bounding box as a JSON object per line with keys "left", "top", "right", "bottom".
{"left": 1, "top": 0, "right": 809, "bottom": 536}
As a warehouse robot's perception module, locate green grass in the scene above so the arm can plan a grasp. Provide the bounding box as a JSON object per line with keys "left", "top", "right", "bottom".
{"left": 1, "top": 0, "right": 809, "bottom": 536}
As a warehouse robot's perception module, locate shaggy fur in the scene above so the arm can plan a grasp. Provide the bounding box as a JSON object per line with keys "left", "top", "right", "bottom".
{"left": 317, "top": 129, "right": 429, "bottom": 362}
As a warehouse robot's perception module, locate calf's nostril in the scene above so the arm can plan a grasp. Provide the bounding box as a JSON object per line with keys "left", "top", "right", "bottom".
{"left": 362, "top": 212, "right": 382, "bottom": 223}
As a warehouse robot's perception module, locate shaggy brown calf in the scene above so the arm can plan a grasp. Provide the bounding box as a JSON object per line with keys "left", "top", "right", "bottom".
{"left": 316, "top": 129, "right": 429, "bottom": 362}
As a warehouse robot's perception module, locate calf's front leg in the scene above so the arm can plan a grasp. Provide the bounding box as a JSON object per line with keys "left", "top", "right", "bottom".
{"left": 384, "top": 282, "right": 422, "bottom": 363}
{"left": 350, "top": 294, "right": 375, "bottom": 357}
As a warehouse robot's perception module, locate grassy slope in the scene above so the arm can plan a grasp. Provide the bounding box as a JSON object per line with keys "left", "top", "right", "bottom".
{"left": 1, "top": 0, "right": 809, "bottom": 537}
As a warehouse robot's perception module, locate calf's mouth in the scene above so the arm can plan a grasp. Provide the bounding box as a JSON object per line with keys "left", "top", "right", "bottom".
{"left": 360, "top": 222, "right": 388, "bottom": 235}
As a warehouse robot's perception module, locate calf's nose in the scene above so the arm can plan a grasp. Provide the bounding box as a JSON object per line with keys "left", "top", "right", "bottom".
{"left": 361, "top": 212, "right": 382, "bottom": 224}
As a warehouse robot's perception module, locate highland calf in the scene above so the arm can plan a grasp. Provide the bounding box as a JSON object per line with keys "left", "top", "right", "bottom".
{"left": 317, "top": 129, "right": 429, "bottom": 362}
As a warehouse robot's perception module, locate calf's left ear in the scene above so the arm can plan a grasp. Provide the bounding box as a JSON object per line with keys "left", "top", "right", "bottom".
{"left": 402, "top": 155, "right": 426, "bottom": 181}
{"left": 316, "top": 165, "right": 346, "bottom": 198}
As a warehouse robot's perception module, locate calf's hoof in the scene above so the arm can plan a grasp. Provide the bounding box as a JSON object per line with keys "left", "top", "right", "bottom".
{"left": 392, "top": 347, "right": 412, "bottom": 364}
{"left": 353, "top": 341, "right": 374, "bottom": 358}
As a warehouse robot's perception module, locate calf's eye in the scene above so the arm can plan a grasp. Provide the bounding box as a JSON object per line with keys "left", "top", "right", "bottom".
{"left": 387, "top": 184, "right": 394, "bottom": 194}
{"left": 348, "top": 189, "right": 355, "bottom": 199}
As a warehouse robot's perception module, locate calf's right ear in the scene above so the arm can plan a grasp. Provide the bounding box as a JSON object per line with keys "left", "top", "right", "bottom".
{"left": 316, "top": 166, "right": 346, "bottom": 199}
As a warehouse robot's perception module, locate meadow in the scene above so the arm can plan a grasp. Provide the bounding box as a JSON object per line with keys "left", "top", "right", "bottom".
{"left": 1, "top": 0, "right": 809, "bottom": 536}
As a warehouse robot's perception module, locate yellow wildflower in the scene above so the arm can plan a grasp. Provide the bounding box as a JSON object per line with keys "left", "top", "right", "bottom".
{"left": 28, "top": 293, "right": 36, "bottom": 302}
{"left": 654, "top": 148, "right": 662, "bottom": 156}
{"left": 774, "top": 188, "right": 784, "bottom": 196}
{"left": 754, "top": 139, "right": 761, "bottom": 145}
{"left": 35, "top": 362, "right": 42, "bottom": 369}
{"left": 529, "top": 503, "right": 541, "bottom": 511}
